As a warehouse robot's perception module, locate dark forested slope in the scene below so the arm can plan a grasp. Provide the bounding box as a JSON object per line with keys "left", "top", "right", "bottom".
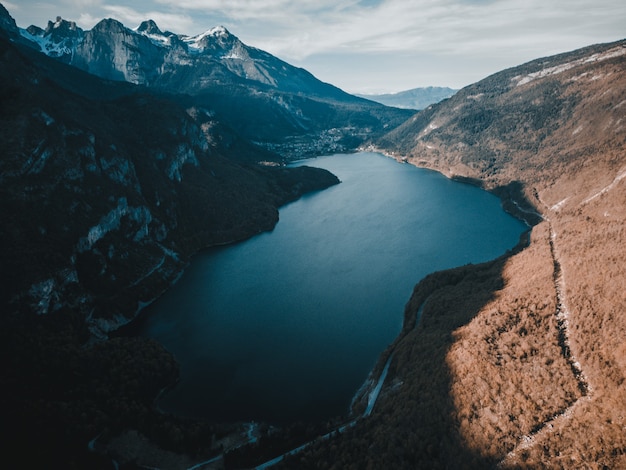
{"left": 0, "top": 32, "right": 338, "bottom": 334}
{"left": 0, "top": 16, "right": 338, "bottom": 467}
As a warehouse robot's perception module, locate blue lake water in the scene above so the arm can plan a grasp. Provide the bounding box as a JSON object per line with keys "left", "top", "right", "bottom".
{"left": 137, "top": 152, "right": 527, "bottom": 424}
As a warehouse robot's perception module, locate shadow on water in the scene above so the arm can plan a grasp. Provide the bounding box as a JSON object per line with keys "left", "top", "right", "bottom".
{"left": 262, "top": 203, "right": 538, "bottom": 469}
{"left": 266, "top": 258, "right": 513, "bottom": 469}
{"left": 115, "top": 164, "right": 538, "bottom": 469}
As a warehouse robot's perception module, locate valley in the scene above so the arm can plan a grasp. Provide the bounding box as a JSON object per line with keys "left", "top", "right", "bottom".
{"left": 1, "top": 2, "right": 625, "bottom": 468}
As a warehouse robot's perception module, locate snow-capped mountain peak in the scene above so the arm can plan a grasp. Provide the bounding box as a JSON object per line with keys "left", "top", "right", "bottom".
{"left": 10, "top": 11, "right": 373, "bottom": 99}
{"left": 182, "top": 25, "right": 236, "bottom": 54}
{"left": 20, "top": 16, "right": 84, "bottom": 59}
{"left": 207, "top": 25, "right": 229, "bottom": 37}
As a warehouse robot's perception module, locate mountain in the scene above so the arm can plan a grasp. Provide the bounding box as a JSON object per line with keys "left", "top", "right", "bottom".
{"left": 278, "top": 39, "right": 626, "bottom": 468}
{"left": 0, "top": 4, "right": 343, "bottom": 466}
{"left": 18, "top": 14, "right": 413, "bottom": 158}
{"left": 357, "top": 86, "right": 458, "bottom": 109}
{"left": 0, "top": 28, "right": 338, "bottom": 336}
{"left": 5, "top": 0, "right": 625, "bottom": 466}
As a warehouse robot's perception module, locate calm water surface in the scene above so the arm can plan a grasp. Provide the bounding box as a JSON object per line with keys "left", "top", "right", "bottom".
{"left": 138, "top": 152, "right": 526, "bottom": 424}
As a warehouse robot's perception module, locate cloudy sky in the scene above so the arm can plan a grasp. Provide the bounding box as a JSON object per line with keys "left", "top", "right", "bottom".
{"left": 4, "top": 0, "right": 625, "bottom": 94}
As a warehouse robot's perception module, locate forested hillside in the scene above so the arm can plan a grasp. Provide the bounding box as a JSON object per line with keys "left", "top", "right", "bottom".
{"left": 0, "top": 8, "right": 339, "bottom": 466}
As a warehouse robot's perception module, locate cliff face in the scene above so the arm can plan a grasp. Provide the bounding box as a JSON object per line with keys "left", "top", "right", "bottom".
{"left": 281, "top": 40, "right": 626, "bottom": 468}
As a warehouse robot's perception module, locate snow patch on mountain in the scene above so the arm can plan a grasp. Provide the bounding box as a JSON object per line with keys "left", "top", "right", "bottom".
{"left": 139, "top": 31, "right": 172, "bottom": 48}
{"left": 19, "top": 16, "right": 84, "bottom": 59}
{"left": 20, "top": 27, "right": 78, "bottom": 57}
{"left": 223, "top": 51, "right": 244, "bottom": 60}
{"left": 182, "top": 26, "right": 231, "bottom": 53}
{"left": 513, "top": 46, "right": 626, "bottom": 86}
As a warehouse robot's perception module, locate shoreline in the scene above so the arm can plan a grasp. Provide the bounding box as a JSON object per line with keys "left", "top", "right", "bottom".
{"left": 106, "top": 148, "right": 536, "bottom": 468}
{"left": 246, "top": 149, "right": 536, "bottom": 467}
{"left": 347, "top": 146, "right": 536, "bottom": 414}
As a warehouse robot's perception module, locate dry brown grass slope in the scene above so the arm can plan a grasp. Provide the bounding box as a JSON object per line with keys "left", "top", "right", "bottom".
{"left": 78, "top": 38, "right": 624, "bottom": 468}
{"left": 378, "top": 40, "right": 626, "bottom": 468}
{"left": 274, "top": 40, "right": 626, "bottom": 470}
{"left": 278, "top": 40, "right": 623, "bottom": 470}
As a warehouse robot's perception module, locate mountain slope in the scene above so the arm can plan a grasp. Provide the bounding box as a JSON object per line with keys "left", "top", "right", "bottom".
{"left": 1, "top": 7, "right": 342, "bottom": 466}
{"left": 0, "top": 23, "right": 338, "bottom": 335}
{"left": 279, "top": 39, "right": 626, "bottom": 469}
{"left": 379, "top": 40, "right": 626, "bottom": 188}
{"left": 18, "top": 13, "right": 413, "bottom": 158}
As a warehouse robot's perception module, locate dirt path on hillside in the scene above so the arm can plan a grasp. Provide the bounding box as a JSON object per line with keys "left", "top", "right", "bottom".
{"left": 498, "top": 217, "right": 592, "bottom": 467}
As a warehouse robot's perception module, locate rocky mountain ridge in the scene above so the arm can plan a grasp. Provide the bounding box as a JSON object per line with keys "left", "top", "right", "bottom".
{"left": 20, "top": 15, "right": 333, "bottom": 94}
{"left": 15, "top": 10, "right": 413, "bottom": 158}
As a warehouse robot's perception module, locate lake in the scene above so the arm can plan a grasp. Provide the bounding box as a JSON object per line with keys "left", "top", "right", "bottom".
{"left": 137, "top": 152, "right": 527, "bottom": 424}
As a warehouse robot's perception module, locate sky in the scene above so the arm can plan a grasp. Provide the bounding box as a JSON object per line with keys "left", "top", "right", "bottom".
{"left": 4, "top": 0, "right": 626, "bottom": 94}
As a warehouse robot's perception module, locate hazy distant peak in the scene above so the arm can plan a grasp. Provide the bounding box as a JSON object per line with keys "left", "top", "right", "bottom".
{"left": 358, "top": 86, "right": 458, "bottom": 110}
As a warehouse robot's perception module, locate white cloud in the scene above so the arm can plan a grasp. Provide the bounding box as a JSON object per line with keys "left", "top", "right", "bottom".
{"left": 11, "top": 0, "right": 626, "bottom": 58}
{"left": 61, "top": 0, "right": 103, "bottom": 7}
{"left": 6, "top": 0, "right": 625, "bottom": 92}
{"left": 275, "top": 0, "right": 623, "bottom": 59}
{"left": 75, "top": 12, "right": 102, "bottom": 28}
{"left": 101, "top": 4, "right": 196, "bottom": 32}
{"left": 154, "top": 0, "right": 349, "bottom": 21}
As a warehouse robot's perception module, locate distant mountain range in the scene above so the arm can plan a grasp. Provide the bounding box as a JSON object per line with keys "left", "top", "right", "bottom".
{"left": 358, "top": 86, "right": 457, "bottom": 109}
